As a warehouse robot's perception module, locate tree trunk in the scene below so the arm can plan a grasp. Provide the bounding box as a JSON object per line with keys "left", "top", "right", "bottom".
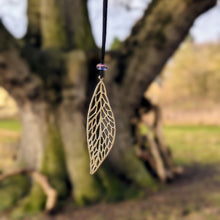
{"left": 0, "top": 0, "right": 217, "bottom": 215}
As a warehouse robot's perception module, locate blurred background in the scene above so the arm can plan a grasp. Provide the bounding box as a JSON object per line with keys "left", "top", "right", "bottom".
{"left": 0, "top": 0, "right": 220, "bottom": 219}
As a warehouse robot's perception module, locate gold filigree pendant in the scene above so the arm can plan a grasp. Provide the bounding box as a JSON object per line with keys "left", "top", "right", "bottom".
{"left": 87, "top": 78, "right": 116, "bottom": 174}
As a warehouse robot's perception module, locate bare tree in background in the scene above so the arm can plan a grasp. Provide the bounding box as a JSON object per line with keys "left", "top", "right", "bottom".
{"left": 0, "top": 0, "right": 217, "bottom": 214}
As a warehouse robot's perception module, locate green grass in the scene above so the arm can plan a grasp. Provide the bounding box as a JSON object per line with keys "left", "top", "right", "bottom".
{"left": 0, "top": 136, "right": 19, "bottom": 143}
{"left": 0, "top": 118, "right": 21, "bottom": 131}
{"left": 164, "top": 125, "right": 220, "bottom": 165}
{"left": 0, "top": 118, "right": 21, "bottom": 143}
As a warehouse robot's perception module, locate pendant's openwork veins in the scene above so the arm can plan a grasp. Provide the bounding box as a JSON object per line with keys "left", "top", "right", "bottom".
{"left": 87, "top": 79, "right": 116, "bottom": 174}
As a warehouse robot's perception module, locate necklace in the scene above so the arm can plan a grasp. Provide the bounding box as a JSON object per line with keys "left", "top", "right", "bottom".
{"left": 87, "top": 0, "right": 116, "bottom": 175}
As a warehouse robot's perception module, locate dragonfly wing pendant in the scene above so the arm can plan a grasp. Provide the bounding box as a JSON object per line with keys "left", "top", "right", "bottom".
{"left": 87, "top": 79, "right": 116, "bottom": 174}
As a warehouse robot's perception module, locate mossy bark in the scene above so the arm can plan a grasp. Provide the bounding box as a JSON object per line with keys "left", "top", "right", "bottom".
{"left": 41, "top": 0, "right": 67, "bottom": 49}
{"left": 59, "top": 109, "right": 102, "bottom": 205}
{"left": 12, "top": 183, "right": 46, "bottom": 218}
{"left": 14, "top": 108, "right": 70, "bottom": 215}
{"left": 0, "top": 176, "right": 30, "bottom": 211}
{"left": 41, "top": 114, "right": 70, "bottom": 199}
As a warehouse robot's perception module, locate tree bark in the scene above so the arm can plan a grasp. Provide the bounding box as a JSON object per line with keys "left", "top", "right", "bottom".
{"left": 0, "top": 0, "right": 217, "bottom": 214}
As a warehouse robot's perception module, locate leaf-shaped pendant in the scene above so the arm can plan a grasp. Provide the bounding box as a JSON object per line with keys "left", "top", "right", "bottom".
{"left": 87, "top": 79, "right": 116, "bottom": 174}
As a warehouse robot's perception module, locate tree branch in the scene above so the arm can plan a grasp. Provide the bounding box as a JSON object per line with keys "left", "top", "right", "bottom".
{"left": 25, "top": 0, "right": 42, "bottom": 47}
{"left": 0, "top": 4, "right": 44, "bottom": 104}
{"left": 0, "top": 22, "right": 17, "bottom": 52}
{"left": 61, "top": 0, "right": 97, "bottom": 49}
{"left": 36, "top": 0, "right": 96, "bottom": 50}
{"left": 31, "top": 171, "right": 58, "bottom": 212}
{"left": 40, "top": 0, "right": 68, "bottom": 49}
{"left": 0, "top": 51, "right": 44, "bottom": 104}
{"left": 118, "top": 0, "right": 217, "bottom": 109}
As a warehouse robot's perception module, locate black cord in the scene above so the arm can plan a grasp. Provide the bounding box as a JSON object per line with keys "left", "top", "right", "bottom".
{"left": 101, "top": 0, "right": 108, "bottom": 64}
{"left": 99, "top": 0, "right": 108, "bottom": 78}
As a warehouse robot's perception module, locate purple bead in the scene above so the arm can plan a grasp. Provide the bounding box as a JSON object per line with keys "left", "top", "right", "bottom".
{"left": 96, "top": 64, "right": 108, "bottom": 71}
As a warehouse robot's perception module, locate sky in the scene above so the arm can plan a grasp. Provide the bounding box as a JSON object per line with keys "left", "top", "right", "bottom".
{"left": 0, "top": 0, "right": 220, "bottom": 48}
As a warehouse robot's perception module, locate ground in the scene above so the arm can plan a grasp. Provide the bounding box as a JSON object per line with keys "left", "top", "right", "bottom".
{"left": 0, "top": 120, "right": 220, "bottom": 220}
{"left": 53, "top": 164, "right": 220, "bottom": 220}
